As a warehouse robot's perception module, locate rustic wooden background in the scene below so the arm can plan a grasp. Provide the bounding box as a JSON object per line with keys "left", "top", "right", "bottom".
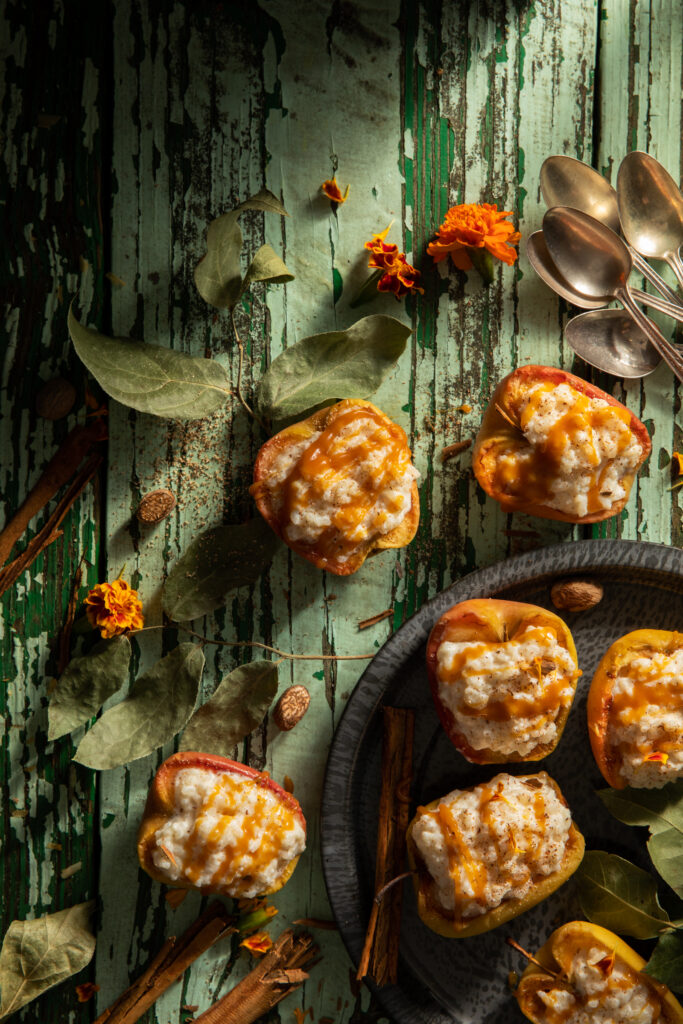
{"left": 2, "top": 1, "right": 682, "bottom": 1022}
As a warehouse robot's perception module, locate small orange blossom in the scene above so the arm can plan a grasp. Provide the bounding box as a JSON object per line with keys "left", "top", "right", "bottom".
{"left": 321, "top": 177, "right": 349, "bottom": 204}
{"left": 240, "top": 931, "right": 273, "bottom": 956}
{"left": 75, "top": 983, "right": 100, "bottom": 1003}
{"left": 364, "top": 227, "right": 424, "bottom": 299}
{"left": 427, "top": 202, "right": 521, "bottom": 271}
{"left": 85, "top": 578, "right": 144, "bottom": 638}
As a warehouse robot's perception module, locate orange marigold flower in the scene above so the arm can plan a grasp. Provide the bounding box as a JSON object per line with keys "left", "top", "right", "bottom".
{"left": 427, "top": 202, "right": 521, "bottom": 271}
{"left": 85, "top": 578, "right": 144, "bottom": 638}
{"left": 76, "top": 982, "right": 100, "bottom": 1003}
{"left": 364, "top": 227, "right": 424, "bottom": 299}
{"left": 240, "top": 931, "right": 273, "bottom": 956}
{"left": 673, "top": 451, "right": 683, "bottom": 477}
{"left": 321, "top": 177, "right": 349, "bottom": 204}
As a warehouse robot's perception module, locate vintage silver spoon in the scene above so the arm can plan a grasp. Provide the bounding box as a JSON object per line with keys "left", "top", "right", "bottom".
{"left": 542, "top": 207, "right": 683, "bottom": 382}
{"left": 527, "top": 231, "right": 683, "bottom": 322}
{"left": 541, "top": 155, "right": 682, "bottom": 307}
{"left": 617, "top": 150, "right": 683, "bottom": 291}
{"left": 564, "top": 310, "right": 661, "bottom": 378}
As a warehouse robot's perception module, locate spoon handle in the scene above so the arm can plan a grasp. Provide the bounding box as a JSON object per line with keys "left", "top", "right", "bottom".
{"left": 630, "top": 249, "right": 683, "bottom": 306}
{"left": 668, "top": 248, "right": 683, "bottom": 292}
{"left": 619, "top": 288, "right": 683, "bottom": 383}
{"left": 631, "top": 287, "right": 683, "bottom": 323}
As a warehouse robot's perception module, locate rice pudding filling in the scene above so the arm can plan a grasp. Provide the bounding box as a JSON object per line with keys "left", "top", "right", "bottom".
{"left": 267, "top": 405, "right": 418, "bottom": 563}
{"left": 410, "top": 772, "right": 572, "bottom": 922}
{"left": 150, "top": 767, "right": 306, "bottom": 898}
{"left": 493, "top": 382, "right": 644, "bottom": 518}
{"left": 606, "top": 639, "right": 683, "bottom": 788}
{"left": 531, "top": 937, "right": 665, "bottom": 1023}
{"left": 436, "top": 624, "right": 579, "bottom": 756}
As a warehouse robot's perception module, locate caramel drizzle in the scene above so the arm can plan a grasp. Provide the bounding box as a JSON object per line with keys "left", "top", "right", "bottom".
{"left": 609, "top": 639, "right": 683, "bottom": 765}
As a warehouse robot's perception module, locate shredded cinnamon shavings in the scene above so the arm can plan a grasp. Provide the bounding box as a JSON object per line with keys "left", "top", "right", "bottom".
{"left": 495, "top": 403, "right": 521, "bottom": 431}
{"left": 506, "top": 937, "right": 561, "bottom": 979}
{"left": 160, "top": 844, "right": 178, "bottom": 867}
{"left": 358, "top": 608, "right": 393, "bottom": 630}
{"left": 440, "top": 439, "right": 472, "bottom": 462}
{"left": 292, "top": 918, "right": 338, "bottom": 931}
{"left": 164, "top": 888, "right": 188, "bottom": 909}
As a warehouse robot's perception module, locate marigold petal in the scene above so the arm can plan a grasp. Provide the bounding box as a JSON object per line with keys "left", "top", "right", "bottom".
{"left": 321, "top": 177, "right": 349, "bottom": 204}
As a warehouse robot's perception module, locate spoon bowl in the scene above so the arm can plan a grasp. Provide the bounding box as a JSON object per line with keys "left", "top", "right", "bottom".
{"left": 617, "top": 151, "right": 683, "bottom": 286}
{"left": 541, "top": 156, "right": 622, "bottom": 234}
{"left": 564, "top": 309, "right": 661, "bottom": 378}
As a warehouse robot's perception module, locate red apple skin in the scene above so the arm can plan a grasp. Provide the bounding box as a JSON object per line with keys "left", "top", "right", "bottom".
{"left": 137, "top": 751, "right": 305, "bottom": 894}
{"left": 426, "top": 598, "right": 580, "bottom": 764}
{"left": 472, "top": 365, "right": 651, "bottom": 524}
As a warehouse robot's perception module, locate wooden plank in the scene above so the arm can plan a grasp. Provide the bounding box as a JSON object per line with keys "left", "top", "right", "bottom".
{"left": 0, "top": 1, "right": 106, "bottom": 1020}
{"left": 597, "top": 0, "right": 683, "bottom": 547}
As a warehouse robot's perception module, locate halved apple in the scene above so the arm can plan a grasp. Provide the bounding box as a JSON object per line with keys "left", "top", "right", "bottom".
{"left": 516, "top": 920, "right": 683, "bottom": 1022}
{"left": 137, "top": 751, "right": 306, "bottom": 896}
{"left": 426, "top": 598, "right": 581, "bottom": 764}
{"left": 473, "top": 365, "right": 651, "bottom": 523}
{"left": 250, "top": 399, "right": 419, "bottom": 575}
{"left": 588, "top": 629, "right": 683, "bottom": 789}
{"left": 406, "top": 772, "right": 584, "bottom": 938}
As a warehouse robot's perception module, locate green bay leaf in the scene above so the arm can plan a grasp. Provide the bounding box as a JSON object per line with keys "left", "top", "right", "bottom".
{"left": 598, "top": 782, "right": 683, "bottom": 834}
{"left": 73, "top": 644, "right": 204, "bottom": 770}
{"left": 576, "top": 850, "right": 671, "bottom": 939}
{"left": 194, "top": 190, "right": 290, "bottom": 310}
{"left": 68, "top": 304, "right": 231, "bottom": 420}
{"left": 644, "top": 929, "right": 683, "bottom": 993}
{"left": 649, "top": 829, "right": 683, "bottom": 898}
{"left": 48, "top": 635, "right": 131, "bottom": 741}
{"left": 256, "top": 314, "right": 412, "bottom": 421}
{"left": 179, "top": 660, "right": 278, "bottom": 755}
{"left": 0, "top": 902, "right": 95, "bottom": 1020}
{"left": 162, "top": 519, "right": 279, "bottom": 622}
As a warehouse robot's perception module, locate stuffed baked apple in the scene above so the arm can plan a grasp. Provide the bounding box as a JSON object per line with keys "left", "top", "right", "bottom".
{"left": 473, "top": 365, "right": 651, "bottom": 523}
{"left": 406, "top": 771, "right": 584, "bottom": 938}
{"left": 250, "top": 399, "right": 419, "bottom": 575}
{"left": 427, "top": 599, "right": 581, "bottom": 764}
{"left": 588, "top": 629, "right": 683, "bottom": 789}
{"left": 137, "top": 752, "right": 306, "bottom": 897}
{"left": 515, "top": 920, "right": 683, "bottom": 1023}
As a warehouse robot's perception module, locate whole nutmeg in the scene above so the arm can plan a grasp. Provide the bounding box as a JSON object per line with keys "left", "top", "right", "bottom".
{"left": 273, "top": 685, "right": 310, "bottom": 731}
{"left": 551, "top": 579, "right": 603, "bottom": 612}
{"left": 36, "top": 377, "right": 77, "bottom": 420}
{"left": 136, "top": 489, "right": 176, "bottom": 525}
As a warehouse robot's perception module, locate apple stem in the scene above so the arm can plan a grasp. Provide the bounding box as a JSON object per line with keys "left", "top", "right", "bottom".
{"left": 374, "top": 871, "right": 415, "bottom": 905}
{"left": 506, "top": 937, "right": 561, "bottom": 980}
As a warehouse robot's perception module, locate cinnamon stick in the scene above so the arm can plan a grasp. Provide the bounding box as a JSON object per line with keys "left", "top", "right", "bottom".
{"left": 94, "top": 902, "right": 235, "bottom": 1024}
{"left": 356, "top": 706, "right": 415, "bottom": 987}
{"left": 0, "top": 452, "right": 102, "bottom": 597}
{"left": 358, "top": 609, "right": 393, "bottom": 630}
{"left": 192, "top": 928, "right": 319, "bottom": 1024}
{"left": 440, "top": 439, "right": 472, "bottom": 462}
{"left": 0, "top": 419, "right": 106, "bottom": 567}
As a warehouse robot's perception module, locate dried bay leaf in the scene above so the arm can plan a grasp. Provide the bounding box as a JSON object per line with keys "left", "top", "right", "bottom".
{"left": 48, "top": 635, "right": 131, "bottom": 741}
{"left": 195, "top": 189, "right": 290, "bottom": 310}
{"left": 644, "top": 929, "right": 683, "bottom": 993}
{"left": 576, "top": 850, "right": 671, "bottom": 939}
{"left": 162, "top": 519, "right": 279, "bottom": 622}
{"left": 0, "top": 902, "right": 95, "bottom": 1019}
{"left": 180, "top": 660, "right": 278, "bottom": 755}
{"left": 240, "top": 244, "right": 294, "bottom": 296}
{"left": 68, "top": 305, "right": 231, "bottom": 420}
{"left": 256, "top": 314, "right": 411, "bottom": 422}
{"left": 73, "top": 644, "right": 204, "bottom": 770}
{"left": 648, "top": 829, "right": 683, "bottom": 898}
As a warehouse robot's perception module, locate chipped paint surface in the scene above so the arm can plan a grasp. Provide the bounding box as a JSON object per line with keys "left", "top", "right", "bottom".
{"left": 1, "top": 1, "right": 682, "bottom": 1022}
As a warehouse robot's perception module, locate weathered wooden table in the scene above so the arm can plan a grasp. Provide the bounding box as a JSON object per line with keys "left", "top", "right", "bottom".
{"left": 2, "top": 2, "right": 682, "bottom": 1022}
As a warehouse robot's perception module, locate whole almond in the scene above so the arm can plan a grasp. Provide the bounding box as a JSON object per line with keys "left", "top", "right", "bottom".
{"left": 36, "top": 377, "right": 77, "bottom": 420}
{"left": 136, "top": 489, "right": 176, "bottom": 525}
{"left": 273, "top": 685, "right": 310, "bottom": 731}
{"left": 551, "top": 579, "right": 603, "bottom": 612}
